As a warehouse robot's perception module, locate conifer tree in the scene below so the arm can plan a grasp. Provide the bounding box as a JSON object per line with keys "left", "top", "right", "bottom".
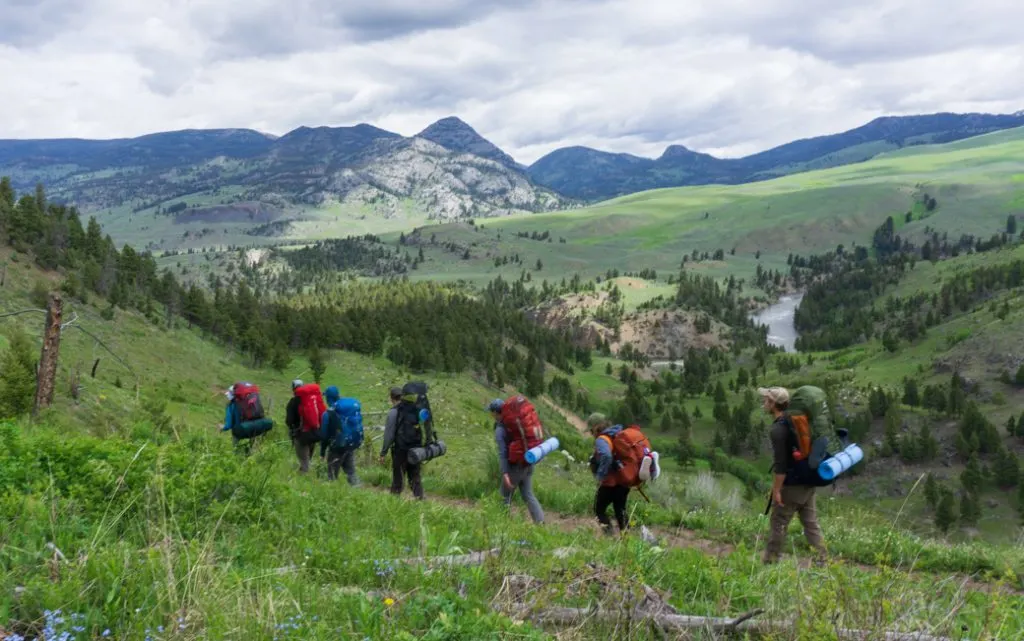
{"left": 935, "top": 489, "right": 956, "bottom": 533}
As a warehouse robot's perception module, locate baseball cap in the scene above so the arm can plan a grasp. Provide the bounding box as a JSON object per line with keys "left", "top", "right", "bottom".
{"left": 487, "top": 398, "right": 505, "bottom": 412}
{"left": 586, "top": 412, "right": 609, "bottom": 429}
{"left": 291, "top": 379, "right": 303, "bottom": 390}
{"left": 758, "top": 386, "right": 790, "bottom": 405}
{"left": 389, "top": 387, "right": 403, "bottom": 398}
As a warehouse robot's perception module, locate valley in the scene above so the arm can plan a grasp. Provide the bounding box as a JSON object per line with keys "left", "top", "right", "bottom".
{"left": 3, "top": 117, "right": 1024, "bottom": 639}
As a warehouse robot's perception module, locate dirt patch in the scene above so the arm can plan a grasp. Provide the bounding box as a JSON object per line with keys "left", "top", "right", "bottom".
{"left": 527, "top": 296, "right": 729, "bottom": 358}
{"left": 616, "top": 309, "right": 728, "bottom": 357}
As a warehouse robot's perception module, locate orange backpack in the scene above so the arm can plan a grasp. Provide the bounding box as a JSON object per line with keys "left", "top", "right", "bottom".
{"left": 600, "top": 425, "right": 653, "bottom": 487}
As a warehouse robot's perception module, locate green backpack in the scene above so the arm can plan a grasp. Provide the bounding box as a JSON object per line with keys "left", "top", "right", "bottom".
{"left": 787, "top": 385, "right": 834, "bottom": 469}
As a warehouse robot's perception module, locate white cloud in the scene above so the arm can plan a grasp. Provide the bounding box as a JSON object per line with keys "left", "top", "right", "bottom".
{"left": 0, "top": 0, "right": 1021, "bottom": 163}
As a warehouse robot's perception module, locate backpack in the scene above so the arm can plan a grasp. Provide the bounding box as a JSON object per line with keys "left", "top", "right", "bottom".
{"left": 294, "top": 383, "right": 326, "bottom": 434}
{"left": 395, "top": 382, "right": 431, "bottom": 451}
{"left": 232, "top": 382, "right": 264, "bottom": 422}
{"left": 786, "top": 385, "right": 833, "bottom": 470}
{"left": 333, "top": 398, "right": 364, "bottom": 449}
{"left": 500, "top": 395, "right": 545, "bottom": 466}
{"left": 784, "top": 385, "right": 835, "bottom": 487}
{"left": 599, "top": 425, "right": 654, "bottom": 488}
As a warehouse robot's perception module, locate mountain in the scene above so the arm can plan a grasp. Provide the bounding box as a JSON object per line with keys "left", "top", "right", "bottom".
{"left": 417, "top": 116, "right": 520, "bottom": 169}
{"left": 0, "top": 119, "right": 566, "bottom": 224}
{"left": 527, "top": 112, "right": 1024, "bottom": 201}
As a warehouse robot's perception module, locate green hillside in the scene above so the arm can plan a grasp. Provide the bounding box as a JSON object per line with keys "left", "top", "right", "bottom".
{"left": 390, "top": 127, "right": 1024, "bottom": 288}
{"left": 3, "top": 244, "right": 1024, "bottom": 639}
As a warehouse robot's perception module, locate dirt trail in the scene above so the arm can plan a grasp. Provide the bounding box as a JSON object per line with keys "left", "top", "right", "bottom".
{"left": 540, "top": 396, "right": 588, "bottom": 434}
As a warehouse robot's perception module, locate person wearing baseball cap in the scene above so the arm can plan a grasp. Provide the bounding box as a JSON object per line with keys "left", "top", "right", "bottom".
{"left": 760, "top": 386, "right": 827, "bottom": 564}
{"left": 380, "top": 386, "right": 424, "bottom": 499}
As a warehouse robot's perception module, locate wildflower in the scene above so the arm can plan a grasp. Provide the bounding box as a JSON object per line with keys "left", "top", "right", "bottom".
{"left": 383, "top": 597, "right": 395, "bottom": 607}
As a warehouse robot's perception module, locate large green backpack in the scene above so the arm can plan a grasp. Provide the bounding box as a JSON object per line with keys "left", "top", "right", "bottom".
{"left": 786, "top": 385, "right": 834, "bottom": 470}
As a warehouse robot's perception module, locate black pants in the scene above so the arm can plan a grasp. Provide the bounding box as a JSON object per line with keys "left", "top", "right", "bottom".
{"left": 391, "top": 449, "right": 424, "bottom": 499}
{"left": 595, "top": 485, "right": 630, "bottom": 532}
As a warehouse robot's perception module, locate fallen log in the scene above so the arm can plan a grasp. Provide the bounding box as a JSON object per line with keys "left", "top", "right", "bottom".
{"left": 529, "top": 606, "right": 955, "bottom": 641}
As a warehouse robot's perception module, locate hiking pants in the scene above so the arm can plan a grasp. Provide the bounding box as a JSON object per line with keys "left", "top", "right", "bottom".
{"left": 763, "top": 485, "right": 826, "bottom": 563}
{"left": 327, "top": 448, "right": 359, "bottom": 486}
{"left": 595, "top": 485, "right": 630, "bottom": 532}
{"left": 391, "top": 449, "right": 424, "bottom": 499}
{"left": 502, "top": 464, "right": 544, "bottom": 524}
{"left": 294, "top": 435, "right": 317, "bottom": 474}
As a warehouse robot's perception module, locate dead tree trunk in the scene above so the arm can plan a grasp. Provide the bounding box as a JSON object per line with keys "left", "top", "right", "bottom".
{"left": 33, "top": 292, "right": 63, "bottom": 416}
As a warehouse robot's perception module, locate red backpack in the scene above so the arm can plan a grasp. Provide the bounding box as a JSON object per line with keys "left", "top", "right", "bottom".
{"left": 294, "top": 383, "right": 326, "bottom": 433}
{"left": 232, "top": 382, "right": 264, "bottom": 422}
{"left": 599, "top": 425, "right": 652, "bottom": 488}
{"left": 501, "top": 395, "right": 545, "bottom": 465}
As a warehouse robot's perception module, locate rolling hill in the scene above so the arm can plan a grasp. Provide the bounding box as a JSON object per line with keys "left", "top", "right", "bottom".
{"left": 527, "top": 112, "right": 1024, "bottom": 201}
{"left": 0, "top": 118, "right": 567, "bottom": 246}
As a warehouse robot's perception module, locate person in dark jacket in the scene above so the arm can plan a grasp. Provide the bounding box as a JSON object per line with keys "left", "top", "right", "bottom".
{"left": 286, "top": 379, "right": 316, "bottom": 474}
{"left": 489, "top": 399, "right": 544, "bottom": 524}
{"left": 319, "top": 385, "right": 359, "bottom": 485}
{"left": 761, "top": 386, "right": 827, "bottom": 564}
{"left": 588, "top": 412, "right": 630, "bottom": 534}
{"left": 379, "top": 387, "right": 424, "bottom": 499}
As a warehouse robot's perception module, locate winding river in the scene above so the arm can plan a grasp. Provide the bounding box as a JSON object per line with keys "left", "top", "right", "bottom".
{"left": 750, "top": 293, "right": 803, "bottom": 353}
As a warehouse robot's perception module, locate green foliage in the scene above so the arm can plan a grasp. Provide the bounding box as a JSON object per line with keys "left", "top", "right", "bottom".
{"left": 309, "top": 346, "right": 326, "bottom": 384}
{"left": 924, "top": 473, "right": 939, "bottom": 509}
{"left": 959, "top": 490, "right": 981, "bottom": 527}
{"left": 961, "top": 454, "right": 984, "bottom": 494}
{"left": 0, "top": 327, "right": 36, "bottom": 419}
{"left": 935, "top": 489, "right": 957, "bottom": 533}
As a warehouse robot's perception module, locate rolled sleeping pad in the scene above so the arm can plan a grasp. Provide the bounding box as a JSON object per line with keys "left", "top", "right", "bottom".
{"left": 407, "top": 440, "right": 447, "bottom": 465}
{"left": 524, "top": 437, "right": 560, "bottom": 464}
{"left": 639, "top": 451, "right": 661, "bottom": 482}
{"left": 232, "top": 417, "right": 274, "bottom": 440}
{"left": 817, "top": 443, "right": 864, "bottom": 481}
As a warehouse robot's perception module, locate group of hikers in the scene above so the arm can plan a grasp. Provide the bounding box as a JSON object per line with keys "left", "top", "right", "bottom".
{"left": 220, "top": 378, "right": 837, "bottom": 562}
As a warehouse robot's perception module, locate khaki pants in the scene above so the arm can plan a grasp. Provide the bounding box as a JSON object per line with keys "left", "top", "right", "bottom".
{"left": 764, "top": 485, "right": 826, "bottom": 563}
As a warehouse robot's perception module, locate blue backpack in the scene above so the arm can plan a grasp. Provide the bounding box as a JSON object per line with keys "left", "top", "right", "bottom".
{"left": 333, "top": 398, "right": 364, "bottom": 449}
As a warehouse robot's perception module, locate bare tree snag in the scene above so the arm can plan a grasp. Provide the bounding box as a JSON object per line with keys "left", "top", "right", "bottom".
{"left": 33, "top": 292, "right": 63, "bottom": 415}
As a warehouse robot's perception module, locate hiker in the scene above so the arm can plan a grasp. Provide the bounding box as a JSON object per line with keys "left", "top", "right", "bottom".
{"left": 379, "top": 386, "right": 424, "bottom": 499}
{"left": 489, "top": 398, "right": 544, "bottom": 524}
{"left": 761, "top": 386, "right": 828, "bottom": 564}
{"left": 292, "top": 380, "right": 327, "bottom": 471}
{"left": 286, "top": 379, "right": 317, "bottom": 474}
{"left": 588, "top": 413, "right": 631, "bottom": 535}
{"left": 319, "top": 385, "right": 361, "bottom": 485}
{"left": 220, "top": 382, "right": 273, "bottom": 453}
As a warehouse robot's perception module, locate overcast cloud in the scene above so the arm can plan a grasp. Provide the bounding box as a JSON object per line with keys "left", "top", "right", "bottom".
{"left": 0, "top": 0, "right": 1021, "bottom": 164}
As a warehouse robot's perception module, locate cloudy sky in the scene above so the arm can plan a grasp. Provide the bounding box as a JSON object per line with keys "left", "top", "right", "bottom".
{"left": 1, "top": 0, "right": 1022, "bottom": 163}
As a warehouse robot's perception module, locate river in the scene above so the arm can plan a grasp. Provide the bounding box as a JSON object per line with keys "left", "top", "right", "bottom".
{"left": 750, "top": 293, "right": 803, "bottom": 353}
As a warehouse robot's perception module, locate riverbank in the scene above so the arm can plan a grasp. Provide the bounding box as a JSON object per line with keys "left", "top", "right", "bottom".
{"left": 749, "top": 293, "right": 804, "bottom": 353}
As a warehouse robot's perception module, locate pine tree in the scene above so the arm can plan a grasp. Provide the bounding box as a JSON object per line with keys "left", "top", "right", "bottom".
{"left": 0, "top": 328, "right": 37, "bottom": 419}
{"left": 916, "top": 423, "right": 939, "bottom": 461}
{"left": 924, "top": 473, "right": 939, "bottom": 509}
{"left": 935, "top": 489, "right": 957, "bottom": 533}
{"left": 883, "top": 406, "right": 901, "bottom": 457}
{"left": 994, "top": 448, "right": 1021, "bottom": 488}
{"left": 308, "top": 346, "right": 326, "bottom": 385}
{"left": 961, "top": 454, "right": 984, "bottom": 494}
{"left": 902, "top": 378, "right": 920, "bottom": 407}
{"left": 959, "top": 490, "right": 981, "bottom": 527}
